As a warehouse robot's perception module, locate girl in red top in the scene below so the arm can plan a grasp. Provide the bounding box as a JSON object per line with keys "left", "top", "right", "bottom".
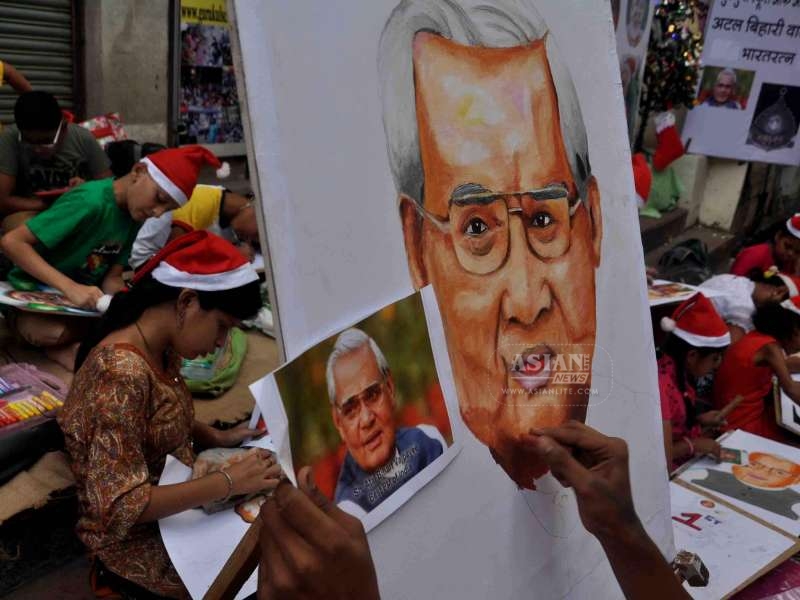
{"left": 713, "top": 298, "right": 800, "bottom": 442}
{"left": 731, "top": 214, "right": 800, "bottom": 277}
{"left": 658, "top": 294, "right": 731, "bottom": 469}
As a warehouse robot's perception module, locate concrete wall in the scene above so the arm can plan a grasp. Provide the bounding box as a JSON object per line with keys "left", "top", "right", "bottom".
{"left": 82, "top": 0, "right": 170, "bottom": 144}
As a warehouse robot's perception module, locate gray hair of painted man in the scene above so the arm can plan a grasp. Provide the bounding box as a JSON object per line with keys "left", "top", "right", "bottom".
{"left": 378, "top": 0, "right": 592, "bottom": 205}
{"left": 326, "top": 328, "right": 390, "bottom": 405}
{"left": 716, "top": 68, "right": 738, "bottom": 86}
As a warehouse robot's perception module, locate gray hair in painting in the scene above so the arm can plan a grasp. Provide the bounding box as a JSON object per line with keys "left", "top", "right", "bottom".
{"left": 326, "top": 328, "right": 390, "bottom": 405}
{"left": 378, "top": 0, "right": 592, "bottom": 205}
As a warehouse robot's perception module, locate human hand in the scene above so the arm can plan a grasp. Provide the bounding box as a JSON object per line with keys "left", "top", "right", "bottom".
{"left": 692, "top": 437, "right": 721, "bottom": 461}
{"left": 258, "top": 466, "right": 379, "bottom": 600}
{"left": 696, "top": 410, "right": 726, "bottom": 430}
{"left": 236, "top": 242, "right": 255, "bottom": 263}
{"left": 64, "top": 283, "right": 104, "bottom": 310}
{"left": 215, "top": 421, "right": 267, "bottom": 448}
{"left": 525, "top": 421, "right": 638, "bottom": 543}
{"left": 225, "top": 449, "right": 282, "bottom": 497}
{"left": 68, "top": 177, "right": 85, "bottom": 188}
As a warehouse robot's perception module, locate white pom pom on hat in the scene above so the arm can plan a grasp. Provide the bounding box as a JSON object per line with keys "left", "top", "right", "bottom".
{"left": 660, "top": 316, "right": 676, "bottom": 332}
{"left": 216, "top": 161, "right": 230, "bottom": 179}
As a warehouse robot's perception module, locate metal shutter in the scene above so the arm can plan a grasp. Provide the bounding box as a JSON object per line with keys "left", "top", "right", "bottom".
{"left": 0, "top": 0, "right": 75, "bottom": 125}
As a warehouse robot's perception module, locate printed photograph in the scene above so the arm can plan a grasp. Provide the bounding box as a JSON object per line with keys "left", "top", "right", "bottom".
{"left": 747, "top": 83, "right": 800, "bottom": 152}
{"left": 625, "top": 0, "right": 651, "bottom": 47}
{"left": 273, "top": 293, "right": 455, "bottom": 521}
{"left": 697, "top": 66, "right": 755, "bottom": 110}
{"left": 0, "top": 284, "right": 97, "bottom": 317}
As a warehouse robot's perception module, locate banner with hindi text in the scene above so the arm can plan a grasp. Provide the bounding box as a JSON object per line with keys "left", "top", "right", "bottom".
{"left": 682, "top": 0, "right": 800, "bottom": 165}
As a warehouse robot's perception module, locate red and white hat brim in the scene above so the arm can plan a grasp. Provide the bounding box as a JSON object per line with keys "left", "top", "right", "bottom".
{"left": 787, "top": 217, "right": 800, "bottom": 240}
{"left": 671, "top": 327, "right": 731, "bottom": 348}
{"left": 152, "top": 261, "right": 258, "bottom": 291}
{"left": 782, "top": 298, "right": 800, "bottom": 317}
{"left": 142, "top": 157, "right": 189, "bottom": 206}
{"left": 778, "top": 274, "right": 800, "bottom": 297}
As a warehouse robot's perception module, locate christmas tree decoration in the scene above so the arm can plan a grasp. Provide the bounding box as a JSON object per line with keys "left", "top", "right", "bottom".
{"left": 635, "top": 0, "right": 704, "bottom": 151}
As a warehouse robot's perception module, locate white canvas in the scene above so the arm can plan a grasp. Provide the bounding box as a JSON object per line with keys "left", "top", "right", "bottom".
{"left": 671, "top": 482, "right": 798, "bottom": 600}
{"left": 777, "top": 374, "right": 800, "bottom": 436}
{"left": 233, "top": 0, "right": 673, "bottom": 597}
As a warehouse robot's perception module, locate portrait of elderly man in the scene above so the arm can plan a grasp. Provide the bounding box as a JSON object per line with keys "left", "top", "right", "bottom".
{"left": 379, "top": 0, "right": 602, "bottom": 489}
{"left": 328, "top": 328, "right": 445, "bottom": 517}
{"left": 689, "top": 452, "right": 800, "bottom": 520}
{"left": 704, "top": 69, "right": 743, "bottom": 109}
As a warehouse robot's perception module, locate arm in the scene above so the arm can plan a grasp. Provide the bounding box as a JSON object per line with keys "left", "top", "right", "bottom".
{"left": 3, "top": 63, "right": 32, "bottom": 94}
{"left": 786, "top": 354, "right": 800, "bottom": 373}
{"left": 759, "top": 343, "right": 800, "bottom": 404}
{"left": 0, "top": 172, "right": 46, "bottom": 215}
{"left": 0, "top": 225, "right": 102, "bottom": 308}
{"left": 527, "top": 422, "right": 691, "bottom": 600}
{"left": 193, "top": 419, "right": 266, "bottom": 451}
{"left": 101, "top": 264, "right": 126, "bottom": 294}
{"left": 138, "top": 451, "right": 280, "bottom": 523}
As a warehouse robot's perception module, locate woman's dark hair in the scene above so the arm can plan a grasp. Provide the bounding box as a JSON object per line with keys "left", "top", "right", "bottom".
{"left": 75, "top": 275, "right": 262, "bottom": 371}
{"left": 753, "top": 303, "right": 800, "bottom": 346}
{"left": 660, "top": 334, "right": 724, "bottom": 429}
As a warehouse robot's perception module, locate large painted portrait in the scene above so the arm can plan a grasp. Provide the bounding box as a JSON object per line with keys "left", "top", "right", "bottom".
{"left": 379, "top": 0, "right": 602, "bottom": 489}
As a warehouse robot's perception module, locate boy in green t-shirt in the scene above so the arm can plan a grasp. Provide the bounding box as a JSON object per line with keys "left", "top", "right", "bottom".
{"left": 0, "top": 145, "right": 226, "bottom": 368}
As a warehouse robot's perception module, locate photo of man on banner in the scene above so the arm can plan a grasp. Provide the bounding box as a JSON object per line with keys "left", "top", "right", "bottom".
{"left": 379, "top": 0, "right": 603, "bottom": 490}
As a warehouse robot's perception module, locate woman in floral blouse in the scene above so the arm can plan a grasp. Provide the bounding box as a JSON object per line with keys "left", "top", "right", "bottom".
{"left": 59, "top": 232, "right": 280, "bottom": 599}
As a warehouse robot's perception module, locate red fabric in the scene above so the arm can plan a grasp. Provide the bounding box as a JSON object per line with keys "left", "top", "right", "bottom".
{"left": 653, "top": 124, "right": 685, "bottom": 171}
{"left": 713, "top": 331, "right": 786, "bottom": 440}
{"left": 632, "top": 153, "right": 651, "bottom": 205}
{"left": 667, "top": 293, "right": 729, "bottom": 340}
{"left": 146, "top": 145, "right": 221, "bottom": 200}
{"left": 658, "top": 354, "right": 701, "bottom": 441}
{"left": 730, "top": 243, "right": 775, "bottom": 277}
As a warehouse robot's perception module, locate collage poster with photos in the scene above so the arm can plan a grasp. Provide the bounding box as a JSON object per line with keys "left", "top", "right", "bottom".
{"left": 682, "top": 0, "right": 800, "bottom": 165}
{"left": 179, "top": 0, "right": 244, "bottom": 147}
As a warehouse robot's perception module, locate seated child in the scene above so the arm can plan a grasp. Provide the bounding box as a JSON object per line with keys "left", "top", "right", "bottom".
{"left": 0, "top": 145, "right": 225, "bottom": 369}
{"left": 699, "top": 271, "right": 793, "bottom": 343}
{"left": 659, "top": 293, "right": 730, "bottom": 469}
{"left": 731, "top": 214, "right": 800, "bottom": 277}
{"left": 713, "top": 297, "right": 800, "bottom": 442}
{"left": 129, "top": 184, "right": 258, "bottom": 269}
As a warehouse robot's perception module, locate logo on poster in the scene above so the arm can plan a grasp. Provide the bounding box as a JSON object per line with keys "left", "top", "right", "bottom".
{"left": 508, "top": 349, "right": 591, "bottom": 390}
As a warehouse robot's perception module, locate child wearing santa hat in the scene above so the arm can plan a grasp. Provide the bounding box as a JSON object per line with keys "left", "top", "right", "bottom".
{"left": 713, "top": 296, "right": 800, "bottom": 443}
{"left": 699, "top": 270, "right": 794, "bottom": 343}
{"left": 730, "top": 214, "right": 800, "bottom": 278}
{"left": 59, "top": 231, "right": 278, "bottom": 599}
{"left": 659, "top": 293, "right": 731, "bottom": 470}
{"left": 0, "top": 145, "right": 226, "bottom": 368}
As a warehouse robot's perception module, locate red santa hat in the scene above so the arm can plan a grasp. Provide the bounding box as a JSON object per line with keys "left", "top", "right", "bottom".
{"left": 140, "top": 145, "right": 230, "bottom": 206}
{"left": 786, "top": 214, "right": 800, "bottom": 239}
{"left": 782, "top": 296, "right": 800, "bottom": 317}
{"left": 133, "top": 230, "right": 258, "bottom": 291}
{"left": 632, "top": 152, "right": 652, "bottom": 208}
{"left": 653, "top": 110, "right": 685, "bottom": 172}
{"left": 661, "top": 293, "right": 731, "bottom": 348}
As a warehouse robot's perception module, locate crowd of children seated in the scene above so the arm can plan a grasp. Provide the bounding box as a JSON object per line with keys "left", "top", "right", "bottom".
{"left": 658, "top": 216, "right": 800, "bottom": 471}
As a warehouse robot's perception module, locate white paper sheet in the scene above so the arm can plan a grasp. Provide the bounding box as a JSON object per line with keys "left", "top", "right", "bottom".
{"left": 671, "top": 482, "right": 797, "bottom": 600}
{"left": 158, "top": 455, "right": 257, "bottom": 600}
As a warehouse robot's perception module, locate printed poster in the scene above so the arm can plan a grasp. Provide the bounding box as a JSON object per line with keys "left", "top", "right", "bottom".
{"left": 233, "top": 0, "right": 672, "bottom": 597}
{"left": 612, "top": 0, "right": 655, "bottom": 142}
{"left": 178, "top": 0, "right": 244, "bottom": 148}
{"left": 682, "top": 1, "right": 800, "bottom": 165}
